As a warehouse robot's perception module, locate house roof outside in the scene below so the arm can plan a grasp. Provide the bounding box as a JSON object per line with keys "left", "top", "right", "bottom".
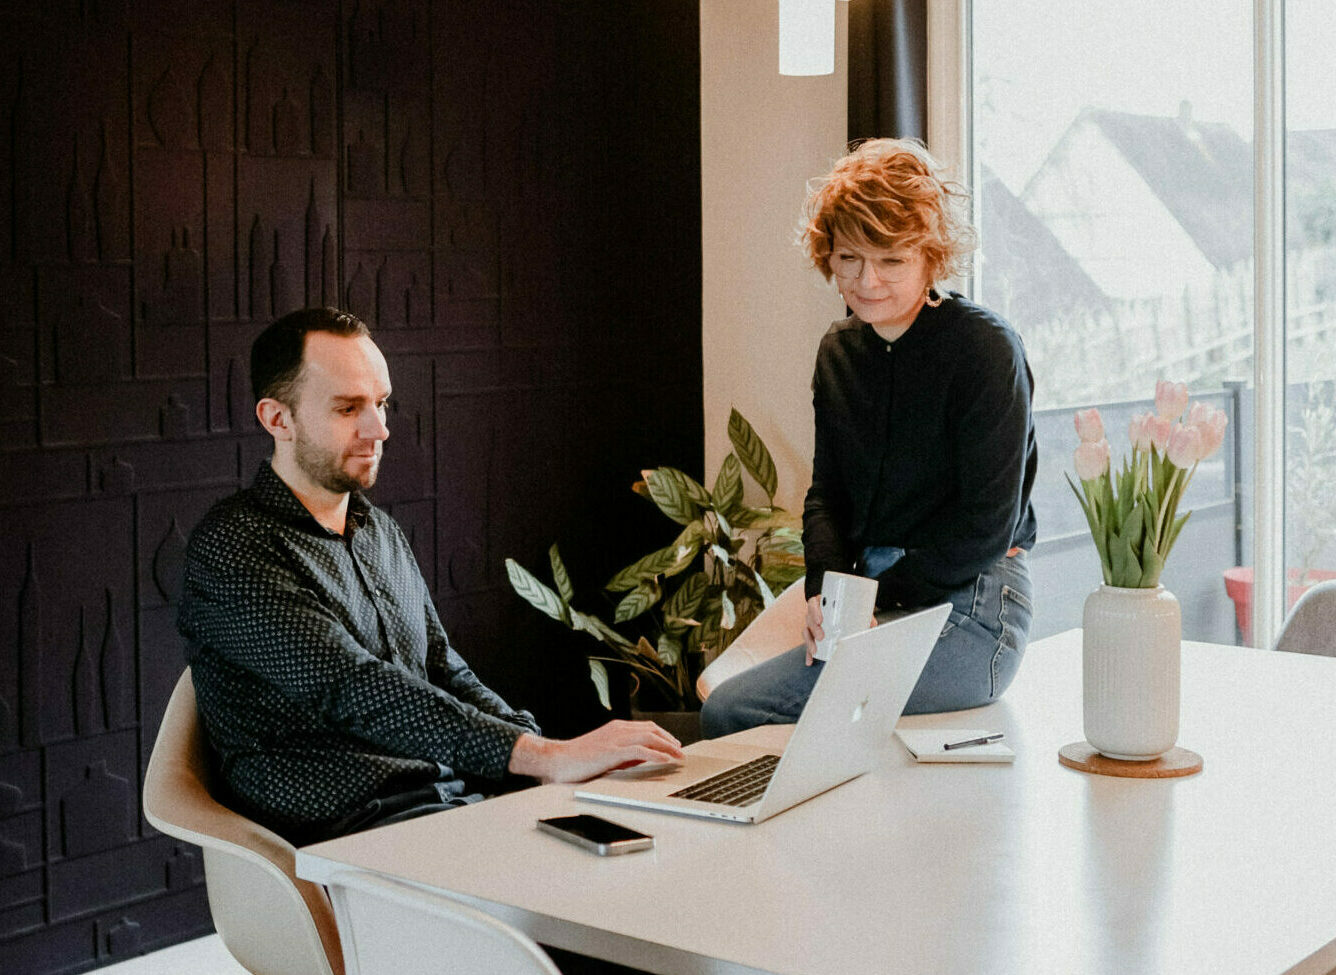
{"left": 1077, "top": 106, "right": 1253, "bottom": 269}
{"left": 979, "top": 164, "right": 1110, "bottom": 326}
{"left": 1025, "top": 106, "right": 1336, "bottom": 268}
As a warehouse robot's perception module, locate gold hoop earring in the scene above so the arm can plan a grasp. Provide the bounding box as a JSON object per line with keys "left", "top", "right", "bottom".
{"left": 924, "top": 287, "right": 944, "bottom": 308}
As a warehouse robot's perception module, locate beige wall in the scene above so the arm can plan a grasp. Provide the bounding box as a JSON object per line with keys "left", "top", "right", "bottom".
{"left": 699, "top": 0, "right": 848, "bottom": 512}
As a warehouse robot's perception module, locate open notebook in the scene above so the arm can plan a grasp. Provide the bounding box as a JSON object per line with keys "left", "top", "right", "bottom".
{"left": 575, "top": 603, "right": 951, "bottom": 824}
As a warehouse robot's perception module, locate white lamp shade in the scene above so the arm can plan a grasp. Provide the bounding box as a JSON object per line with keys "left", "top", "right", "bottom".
{"left": 779, "top": 0, "right": 835, "bottom": 76}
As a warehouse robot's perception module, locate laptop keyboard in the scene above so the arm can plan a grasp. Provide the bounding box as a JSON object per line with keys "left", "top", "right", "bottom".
{"left": 669, "top": 754, "right": 781, "bottom": 807}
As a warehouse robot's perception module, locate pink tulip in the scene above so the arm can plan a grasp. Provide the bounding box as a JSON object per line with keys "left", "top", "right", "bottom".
{"left": 1155, "top": 380, "right": 1189, "bottom": 420}
{"left": 1192, "top": 406, "right": 1228, "bottom": 459}
{"left": 1166, "top": 423, "right": 1203, "bottom": 468}
{"left": 1074, "top": 408, "right": 1104, "bottom": 443}
{"left": 1074, "top": 439, "right": 1111, "bottom": 481}
{"left": 1128, "top": 412, "right": 1154, "bottom": 451}
{"left": 1148, "top": 415, "right": 1173, "bottom": 451}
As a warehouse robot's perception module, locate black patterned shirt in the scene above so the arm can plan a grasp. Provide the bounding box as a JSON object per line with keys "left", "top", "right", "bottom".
{"left": 177, "top": 461, "right": 540, "bottom": 842}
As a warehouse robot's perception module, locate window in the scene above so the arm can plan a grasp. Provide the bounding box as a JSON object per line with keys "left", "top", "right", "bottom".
{"left": 951, "top": 0, "right": 1335, "bottom": 646}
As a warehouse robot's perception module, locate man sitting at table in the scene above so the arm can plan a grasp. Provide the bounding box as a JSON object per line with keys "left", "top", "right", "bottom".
{"left": 177, "top": 307, "right": 682, "bottom": 845}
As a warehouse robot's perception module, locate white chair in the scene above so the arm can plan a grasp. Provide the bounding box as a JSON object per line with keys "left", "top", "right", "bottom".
{"left": 143, "top": 669, "right": 344, "bottom": 975}
{"left": 696, "top": 578, "right": 807, "bottom": 702}
{"left": 1273, "top": 579, "right": 1336, "bottom": 656}
{"left": 324, "top": 870, "right": 561, "bottom": 975}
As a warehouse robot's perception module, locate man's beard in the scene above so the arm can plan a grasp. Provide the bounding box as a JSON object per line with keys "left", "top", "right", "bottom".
{"left": 294, "top": 433, "right": 379, "bottom": 494}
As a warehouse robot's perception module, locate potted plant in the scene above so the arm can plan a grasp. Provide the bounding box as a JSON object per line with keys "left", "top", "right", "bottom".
{"left": 505, "top": 409, "right": 805, "bottom": 735}
{"left": 1067, "top": 381, "right": 1227, "bottom": 761}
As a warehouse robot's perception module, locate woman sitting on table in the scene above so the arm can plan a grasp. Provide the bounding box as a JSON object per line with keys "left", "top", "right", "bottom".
{"left": 701, "top": 138, "right": 1038, "bottom": 738}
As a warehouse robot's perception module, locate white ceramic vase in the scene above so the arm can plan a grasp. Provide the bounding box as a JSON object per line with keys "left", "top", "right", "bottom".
{"left": 1082, "top": 584, "right": 1181, "bottom": 760}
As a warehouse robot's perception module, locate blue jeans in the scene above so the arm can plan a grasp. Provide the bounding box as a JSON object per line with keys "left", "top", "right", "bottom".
{"left": 700, "top": 548, "right": 1034, "bottom": 738}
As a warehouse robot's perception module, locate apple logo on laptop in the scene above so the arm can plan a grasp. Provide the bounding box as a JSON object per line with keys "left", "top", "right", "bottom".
{"left": 851, "top": 695, "right": 870, "bottom": 723}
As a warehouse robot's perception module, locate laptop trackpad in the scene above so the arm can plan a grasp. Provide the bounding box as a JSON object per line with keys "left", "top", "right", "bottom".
{"left": 592, "top": 753, "right": 741, "bottom": 790}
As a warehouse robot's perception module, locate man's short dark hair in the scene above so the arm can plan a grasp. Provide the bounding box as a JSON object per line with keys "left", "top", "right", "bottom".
{"left": 250, "top": 308, "right": 371, "bottom": 405}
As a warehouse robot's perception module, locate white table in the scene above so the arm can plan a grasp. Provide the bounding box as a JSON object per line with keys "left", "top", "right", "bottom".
{"left": 297, "top": 631, "right": 1336, "bottom": 975}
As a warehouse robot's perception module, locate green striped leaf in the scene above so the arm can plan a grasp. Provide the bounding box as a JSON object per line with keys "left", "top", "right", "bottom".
{"left": 753, "top": 568, "right": 776, "bottom": 607}
{"left": 678, "top": 469, "right": 712, "bottom": 505}
{"left": 663, "top": 571, "right": 708, "bottom": 626}
{"left": 727, "top": 408, "right": 778, "bottom": 501}
{"left": 644, "top": 468, "right": 700, "bottom": 525}
{"left": 728, "top": 507, "right": 758, "bottom": 528}
{"left": 697, "top": 595, "right": 722, "bottom": 653}
{"left": 763, "top": 562, "right": 806, "bottom": 591}
{"left": 614, "top": 580, "right": 660, "bottom": 623}
{"left": 656, "top": 634, "right": 682, "bottom": 667}
{"left": 720, "top": 589, "right": 737, "bottom": 630}
{"left": 548, "top": 544, "right": 575, "bottom": 605}
{"left": 711, "top": 453, "right": 743, "bottom": 515}
{"left": 757, "top": 527, "right": 805, "bottom": 556}
{"left": 605, "top": 541, "right": 697, "bottom": 592}
{"left": 571, "top": 609, "right": 635, "bottom": 651}
{"left": 588, "top": 659, "right": 612, "bottom": 710}
{"left": 504, "top": 559, "right": 566, "bottom": 623}
{"left": 712, "top": 504, "right": 734, "bottom": 539}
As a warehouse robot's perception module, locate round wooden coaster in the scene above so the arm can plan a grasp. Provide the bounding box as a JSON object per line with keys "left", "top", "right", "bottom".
{"left": 1059, "top": 742, "right": 1203, "bottom": 778}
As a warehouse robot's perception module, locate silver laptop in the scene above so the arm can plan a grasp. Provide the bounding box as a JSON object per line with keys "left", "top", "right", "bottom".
{"left": 575, "top": 602, "right": 951, "bottom": 824}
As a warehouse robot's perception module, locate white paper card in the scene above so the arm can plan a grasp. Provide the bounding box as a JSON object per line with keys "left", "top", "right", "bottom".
{"left": 896, "top": 728, "right": 1015, "bottom": 763}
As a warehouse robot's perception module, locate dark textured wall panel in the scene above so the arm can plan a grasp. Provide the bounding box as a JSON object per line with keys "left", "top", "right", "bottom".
{"left": 0, "top": 2, "right": 701, "bottom": 972}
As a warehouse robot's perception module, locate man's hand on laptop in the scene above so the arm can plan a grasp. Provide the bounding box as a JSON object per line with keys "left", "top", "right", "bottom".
{"left": 509, "top": 721, "right": 685, "bottom": 783}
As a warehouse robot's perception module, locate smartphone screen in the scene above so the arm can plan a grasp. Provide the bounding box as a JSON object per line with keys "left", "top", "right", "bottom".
{"left": 536, "top": 814, "right": 654, "bottom": 855}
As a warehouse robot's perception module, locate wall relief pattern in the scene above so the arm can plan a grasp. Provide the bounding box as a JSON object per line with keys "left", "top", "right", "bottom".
{"left": 0, "top": 2, "right": 702, "bottom": 972}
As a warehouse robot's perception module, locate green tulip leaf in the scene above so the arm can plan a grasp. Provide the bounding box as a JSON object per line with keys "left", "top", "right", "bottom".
{"left": 1163, "top": 510, "right": 1192, "bottom": 560}
{"left": 1138, "top": 548, "right": 1164, "bottom": 588}
{"left": 1110, "top": 534, "right": 1142, "bottom": 588}
{"left": 1124, "top": 504, "right": 1148, "bottom": 562}
{"left": 728, "top": 408, "right": 778, "bottom": 501}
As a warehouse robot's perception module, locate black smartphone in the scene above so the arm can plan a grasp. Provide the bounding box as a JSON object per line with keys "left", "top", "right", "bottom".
{"left": 536, "top": 814, "right": 654, "bottom": 856}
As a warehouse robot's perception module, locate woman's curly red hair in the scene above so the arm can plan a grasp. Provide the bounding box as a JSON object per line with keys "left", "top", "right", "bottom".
{"left": 801, "top": 138, "right": 976, "bottom": 286}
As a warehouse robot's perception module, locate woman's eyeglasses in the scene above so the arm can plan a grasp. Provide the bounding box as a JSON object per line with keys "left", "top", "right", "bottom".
{"left": 829, "top": 251, "right": 916, "bottom": 283}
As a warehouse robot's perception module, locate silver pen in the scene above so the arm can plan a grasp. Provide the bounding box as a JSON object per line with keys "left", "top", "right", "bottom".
{"left": 942, "top": 733, "right": 1005, "bottom": 751}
